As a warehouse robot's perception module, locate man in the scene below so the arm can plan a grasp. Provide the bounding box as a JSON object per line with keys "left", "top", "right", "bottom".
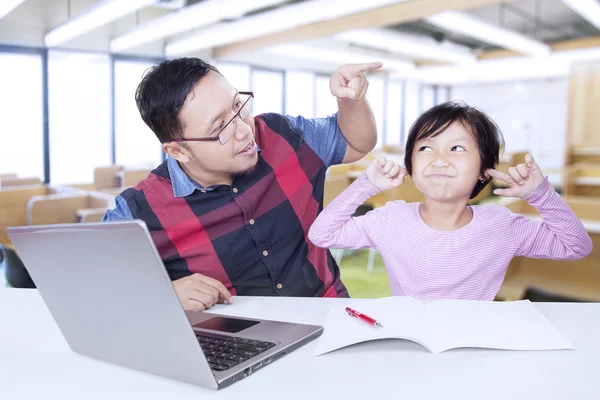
{"left": 103, "top": 57, "right": 380, "bottom": 311}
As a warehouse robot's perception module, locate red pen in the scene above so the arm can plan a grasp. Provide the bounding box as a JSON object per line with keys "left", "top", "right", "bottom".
{"left": 345, "top": 307, "right": 383, "bottom": 328}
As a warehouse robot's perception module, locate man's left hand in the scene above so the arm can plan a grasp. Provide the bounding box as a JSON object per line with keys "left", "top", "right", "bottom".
{"left": 330, "top": 62, "right": 383, "bottom": 101}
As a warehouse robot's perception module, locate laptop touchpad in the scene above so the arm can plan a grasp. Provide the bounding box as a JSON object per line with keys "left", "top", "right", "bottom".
{"left": 193, "top": 316, "right": 260, "bottom": 333}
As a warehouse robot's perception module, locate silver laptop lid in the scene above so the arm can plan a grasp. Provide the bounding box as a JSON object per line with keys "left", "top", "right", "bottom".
{"left": 7, "top": 220, "right": 218, "bottom": 389}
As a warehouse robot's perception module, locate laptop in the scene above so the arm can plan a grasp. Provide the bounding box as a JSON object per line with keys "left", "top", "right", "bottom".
{"left": 6, "top": 220, "right": 323, "bottom": 390}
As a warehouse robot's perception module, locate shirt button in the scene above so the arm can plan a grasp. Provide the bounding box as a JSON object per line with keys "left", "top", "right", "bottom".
{"left": 276, "top": 283, "right": 283, "bottom": 290}
{"left": 232, "top": 188, "right": 238, "bottom": 193}
{"left": 249, "top": 219, "right": 255, "bottom": 225}
{"left": 262, "top": 250, "right": 269, "bottom": 256}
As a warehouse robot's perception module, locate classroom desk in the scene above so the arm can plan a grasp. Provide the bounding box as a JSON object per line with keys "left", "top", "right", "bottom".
{"left": 575, "top": 176, "right": 600, "bottom": 186}
{"left": 572, "top": 147, "right": 600, "bottom": 156}
{"left": 1, "top": 290, "right": 599, "bottom": 399}
{"left": 346, "top": 169, "right": 362, "bottom": 179}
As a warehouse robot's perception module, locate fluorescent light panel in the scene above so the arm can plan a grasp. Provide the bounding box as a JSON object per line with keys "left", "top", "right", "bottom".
{"left": 0, "top": 0, "right": 26, "bottom": 20}
{"left": 417, "top": 47, "right": 600, "bottom": 85}
{"left": 45, "top": 0, "right": 158, "bottom": 47}
{"left": 263, "top": 42, "right": 416, "bottom": 75}
{"left": 417, "top": 58, "right": 568, "bottom": 85}
{"left": 561, "top": 0, "right": 600, "bottom": 30}
{"left": 334, "top": 28, "right": 477, "bottom": 64}
{"left": 165, "top": 0, "right": 408, "bottom": 56}
{"left": 111, "top": 0, "right": 288, "bottom": 52}
{"left": 424, "top": 11, "right": 550, "bottom": 56}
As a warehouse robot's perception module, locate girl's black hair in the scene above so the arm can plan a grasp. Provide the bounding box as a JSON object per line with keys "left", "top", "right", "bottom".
{"left": 404, "top": 100, "right": 505, "bottom": 199}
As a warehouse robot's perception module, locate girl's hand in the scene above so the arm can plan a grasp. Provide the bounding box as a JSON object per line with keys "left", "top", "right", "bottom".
{"left": 366, "top": 156, "right": 406, "bottom": 192}
{"left": 485, "top": 154, "right": 545, "bottom": 199}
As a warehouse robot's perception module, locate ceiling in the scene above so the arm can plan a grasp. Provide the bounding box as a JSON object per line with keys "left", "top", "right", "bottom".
{"left": 390, "top": 0, "right": 600, "bottom": 52}
{"left": 2, "top": 0, "right": 600, "bottom": 84}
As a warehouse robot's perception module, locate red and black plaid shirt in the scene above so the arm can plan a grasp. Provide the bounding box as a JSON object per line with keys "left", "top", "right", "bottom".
{"left": 110, "top": 113, "right": 349, "bottom": 298}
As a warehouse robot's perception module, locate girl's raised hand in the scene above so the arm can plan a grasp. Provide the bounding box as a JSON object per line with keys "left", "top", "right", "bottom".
{"left": 485, "top": 154, "right": 545, "bottom": 199}
{"left": 366, "top": 156, "right": 406, "bottom": 192}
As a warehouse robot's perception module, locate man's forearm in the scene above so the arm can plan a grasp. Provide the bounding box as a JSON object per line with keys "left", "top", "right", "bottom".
{"left": 337, "top": 98, "right": 378, "bottom": 154}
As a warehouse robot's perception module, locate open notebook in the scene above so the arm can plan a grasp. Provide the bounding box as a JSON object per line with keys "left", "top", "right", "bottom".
{"left": 314, "top": 297, "right": 574, "bottom": 356}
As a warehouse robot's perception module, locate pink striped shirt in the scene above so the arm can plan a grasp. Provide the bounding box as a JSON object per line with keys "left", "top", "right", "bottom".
{"left": 308, "top": 172, "right": 593, "bottom": 300}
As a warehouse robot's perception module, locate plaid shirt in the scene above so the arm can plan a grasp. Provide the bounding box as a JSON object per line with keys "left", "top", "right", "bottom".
{"left": 103, "top": 112, "right": 349, "bottom": 298}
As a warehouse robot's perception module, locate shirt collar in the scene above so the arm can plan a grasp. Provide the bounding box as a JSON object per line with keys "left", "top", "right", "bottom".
{"left": 167, "top": 156, "right": 210, "bottom": 198}
{"left": 166, "top": 145, "right": 262, "bottom": 198}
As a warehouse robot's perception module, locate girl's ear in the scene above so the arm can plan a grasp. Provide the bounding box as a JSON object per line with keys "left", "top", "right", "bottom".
{"left": 479, "top": 172, "right": 491, "bottom": 184}
{"left": 480, "top": 168, "right": 492, "bottom": 182}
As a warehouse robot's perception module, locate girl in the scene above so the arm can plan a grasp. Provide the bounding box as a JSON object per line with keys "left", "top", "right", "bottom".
{"left": 308, "top": 101, "right": 592, "bottom": 301}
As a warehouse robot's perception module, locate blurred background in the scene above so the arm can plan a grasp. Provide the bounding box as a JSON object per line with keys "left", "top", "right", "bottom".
{"left": 0, "top": 0, "right": 599, "bottom": 302}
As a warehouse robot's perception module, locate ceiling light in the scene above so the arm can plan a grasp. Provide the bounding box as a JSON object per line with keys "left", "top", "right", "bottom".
{"left": 263, "top": 42, "right": 415, "bottom": 75}
{"left": 165, "top": 0, "right": 408, "bottom": 57}
{"left": 560, "top": 0, "right": 600, "bottom": 30}
{"left": 0, "top": 0, "right": 27, "bottom": 20}
{"left": 417, "top": 47, "right": 600, "bottom": 85}
{"left": 45, "top": 0, "right": 158, "bottom": 47}
{"left": 111, "top": 0, "right": 288, "bottom": 52}
{"left": 334, "top": 28, "right": 476, "bottom": 64}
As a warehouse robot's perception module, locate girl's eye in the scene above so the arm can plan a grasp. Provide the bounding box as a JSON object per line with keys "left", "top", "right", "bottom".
{"left": 233, "top": 100, "right": 242, "bottom": 112}
{"left": 419, "top": 146, "right": 432, "bottom": 152}
{"left": 452, "top": 145, "right": 466, "bottom": 151}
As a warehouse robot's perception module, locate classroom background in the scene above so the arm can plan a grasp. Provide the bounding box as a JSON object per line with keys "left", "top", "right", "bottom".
{"left": 0, "top": 0, "right": 598, "bottom": 302}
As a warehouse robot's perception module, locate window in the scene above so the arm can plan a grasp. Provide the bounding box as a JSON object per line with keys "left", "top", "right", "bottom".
{"left": 421, "top": 86, "right": 435, "bottom": 112}
{"left": 251, "top": 69, "right": 283, "bottom": 115}
{"left": 436, "top": 86, "right": 450, "bottom": 104}
{"left": 366, "top": 74, "right": 385, "bottom": 147}
{"left": 48, "top": 51, "right": 111, "bottom": 184}
{"left": 114, "top": 59, "right": 164, "bottom": 168}
{"left": 404, "top": 81, "right": 420, "bottom": 140}
{"left": 0, "top": 53, "right": 44, "bottom": 179}
{"left": 315, "top": 75, "right": 337, "bottom": 117}
{"left": 285, "top": 70, "right": 314, "bottom": 117}
{"left": 386, "top": 81, "right": 403, "bottom": 146}
{"left": 214, "top": 62, "right": 250, "bottom": 91}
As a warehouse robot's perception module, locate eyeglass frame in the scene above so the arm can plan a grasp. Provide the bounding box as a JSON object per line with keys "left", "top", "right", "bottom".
{"left": 164, "top": 91, "right": 254, "bottom": 145}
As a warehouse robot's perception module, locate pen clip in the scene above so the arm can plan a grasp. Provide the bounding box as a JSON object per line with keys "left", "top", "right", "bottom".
{"left": 345, "top": 307, "right": 357, "bottom": 318}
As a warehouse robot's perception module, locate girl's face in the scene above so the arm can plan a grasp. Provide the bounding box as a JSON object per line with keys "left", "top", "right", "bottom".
{"left": 411, "top": 122, "right": 483, "bottom": 203}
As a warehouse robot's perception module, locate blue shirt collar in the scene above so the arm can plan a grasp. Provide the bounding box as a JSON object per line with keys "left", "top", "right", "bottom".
{"left": 166, "top": 145, "right": 262, "bottom": 198}
{"left": 167, "top": 156, "right": 210, "bottom": 198}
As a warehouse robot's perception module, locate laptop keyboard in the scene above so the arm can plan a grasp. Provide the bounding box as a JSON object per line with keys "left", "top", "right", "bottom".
{"left": 196, "top": 333, "right": 276, "bottom": 372}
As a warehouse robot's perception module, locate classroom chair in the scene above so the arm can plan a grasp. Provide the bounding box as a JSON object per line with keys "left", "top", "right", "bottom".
{"left": 0, "top": 245, "right": 35, "bottom": 289}
{"left": 523, "top": 287, "right": 588, "bottom": 303}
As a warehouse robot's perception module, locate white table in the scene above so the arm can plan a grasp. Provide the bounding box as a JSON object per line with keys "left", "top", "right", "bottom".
{"left": 1, "top": 289, "right": 599, "bottom": 400}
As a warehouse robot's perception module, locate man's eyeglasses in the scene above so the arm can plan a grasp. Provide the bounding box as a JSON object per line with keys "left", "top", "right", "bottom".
{"left": 166, "top": 91, "right": 254, "bottom": 145}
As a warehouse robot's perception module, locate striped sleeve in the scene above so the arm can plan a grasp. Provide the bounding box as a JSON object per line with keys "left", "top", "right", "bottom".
{"left": 510, "top": 177, "right": 593, "bottom": 260}
{"left": 308, "top": 172, "right": 391, "bottom": 250}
